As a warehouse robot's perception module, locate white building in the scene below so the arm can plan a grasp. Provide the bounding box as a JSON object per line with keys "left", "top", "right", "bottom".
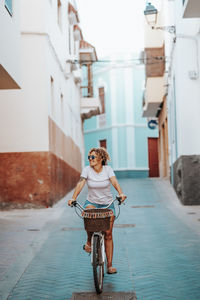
{"left": 0, "top": 0, "right": 99, "bottom": 208}
{"left": 165, "top": 0, "right": 200, "bottom": 204}
{"left": 143, "top": 0, "right": 200, "bottom": 204}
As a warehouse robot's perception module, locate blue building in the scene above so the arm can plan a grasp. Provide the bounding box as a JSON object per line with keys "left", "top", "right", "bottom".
{"left": 83, "top": 54, "right": 158, "bottom": 178}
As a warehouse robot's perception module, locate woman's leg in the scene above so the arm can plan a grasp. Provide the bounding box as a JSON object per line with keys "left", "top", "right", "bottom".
{"left": 104, "top": 216, "right": 116, "bottom": 273}
{"left": 85, "top": 205, "right": 96, "bottom": 252}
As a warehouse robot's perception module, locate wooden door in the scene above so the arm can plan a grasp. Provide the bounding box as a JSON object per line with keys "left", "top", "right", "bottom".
{"left": 99, "top": 139, "right": 107, "bottom": 149}
{"left": 148, "top": 138, "right": 159, "bottom": 177}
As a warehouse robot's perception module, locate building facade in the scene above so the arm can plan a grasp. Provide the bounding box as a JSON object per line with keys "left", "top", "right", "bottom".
{"left": 83, "top": 54, "right": 158, "bottom": 178}
{"left": 143, "top": 1, "right": 169, "bottom": 179}
{"left": 143, "top": 0, "right": 200, "bottom": 204}
{"left": 0, "top": 0, "right": 99, "bottom": 208}
{"left": 166, "top": 0, "right": 200, "bottom": 204}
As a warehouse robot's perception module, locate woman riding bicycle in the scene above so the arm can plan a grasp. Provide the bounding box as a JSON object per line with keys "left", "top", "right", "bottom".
{"left": 68, "top": 147, "right": 127, "bottom": 274}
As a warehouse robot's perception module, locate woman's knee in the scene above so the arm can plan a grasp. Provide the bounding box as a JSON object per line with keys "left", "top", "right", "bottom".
{"left": 105, "top": 230, "right": 113, "bottom": 241}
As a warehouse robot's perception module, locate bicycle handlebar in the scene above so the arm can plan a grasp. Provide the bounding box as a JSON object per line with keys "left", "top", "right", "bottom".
{"left": 70, "top": 196, "right": 124, "bottom": 220}
{"left": 70, "top": 196, "right": 122, "bottom": 209}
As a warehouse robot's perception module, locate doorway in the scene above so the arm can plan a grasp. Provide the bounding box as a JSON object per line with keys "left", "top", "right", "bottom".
{"left": 99, "top": 139, "right": 107, "bottom": 149}
{"left": 148, "top": 138, "right": 159, "bottom": 177}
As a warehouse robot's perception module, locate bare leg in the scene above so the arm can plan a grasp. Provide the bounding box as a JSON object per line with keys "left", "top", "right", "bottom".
{"left": 104, "top": 216, "right": 117, "bottom": 273}
{"left": 85, "top": 205, "right": 96, "bottom": 252}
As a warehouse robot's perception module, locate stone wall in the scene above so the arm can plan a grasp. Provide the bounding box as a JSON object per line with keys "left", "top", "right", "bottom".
{"left": 173, "top": 155, "right": 200, "bottom": 205}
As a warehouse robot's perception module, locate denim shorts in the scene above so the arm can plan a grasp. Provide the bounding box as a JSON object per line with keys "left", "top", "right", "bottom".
{"left": 83, "top": 200, "right": 116, "bottom": 217}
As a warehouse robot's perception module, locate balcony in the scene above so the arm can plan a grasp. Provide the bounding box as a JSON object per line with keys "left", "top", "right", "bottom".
{"left": 142, "top": 76, "right": 165, "bottom": 117}
{"left": 81, "top": 87, "right": 102, "bottom": 120}
{"left": 145, "top": 46, "right": 165, "bottom": 78}
{"left": 68, "top": 2, "right": 79, "bottom": 25}
{"left": 79, "top": 40, "right": 97, "bottom": 64}
{"left": 183, "top": 0, "right": 200, "bottom": 18}
{"left": 79, "top": 41, "right": 99, "bottom": 120}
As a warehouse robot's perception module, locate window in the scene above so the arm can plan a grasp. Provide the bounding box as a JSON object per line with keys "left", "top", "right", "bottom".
{"left": 5, "top": 0, "right": 12, "bottom": 16}
{"left": 50, "top": 77, "right": 54, "bottom": 118}
{"left": 57, "top": 0, "right": 62, "bottom": 29}
{"left": 99, "top": 87, "right": 105, "bottom": 114}
{"left": 98, "top": 87, "right": 106, "bottom": 128}
{"left": 98, "top": 114, "right": 106, "bottom": 128}
{"left": 68, "top": 27, "right": 72, "bottom": 55}
{"left": 60, "top": 93, "right": 64, "bottom": 128}
{"left": 99, "top": 139, "right": 107, "bottom": 149}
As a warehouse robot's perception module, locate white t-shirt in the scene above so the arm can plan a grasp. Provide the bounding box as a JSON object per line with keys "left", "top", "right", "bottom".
{"left": 81, "top": 165, "right": 115, "bottom": 205}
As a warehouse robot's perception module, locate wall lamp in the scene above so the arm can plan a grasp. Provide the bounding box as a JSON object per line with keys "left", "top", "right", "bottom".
{"left": 144, "top": 2, "right": 158, "bottom": 26}
{"left": 144, "top": 2, "right": 176, "bottom": 34}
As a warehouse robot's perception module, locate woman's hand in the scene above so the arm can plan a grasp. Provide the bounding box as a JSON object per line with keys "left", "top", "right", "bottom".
{"left": 119, "top": 194, "right": 127, "bottom": 203}
{"left": 68, "top": 199, "right": 76, "bottom": 206}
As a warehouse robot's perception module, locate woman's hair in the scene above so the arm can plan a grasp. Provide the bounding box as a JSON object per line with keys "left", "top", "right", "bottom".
{"left": 89, "top": 147, "right": 110, "bottom": 165}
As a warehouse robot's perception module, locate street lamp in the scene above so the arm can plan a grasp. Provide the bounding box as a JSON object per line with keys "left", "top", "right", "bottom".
{"left": 144, "top": 2, "right": 176, "bottom": 34}
{"left": 144, "top": 2, "right": 158, "bottom": 27}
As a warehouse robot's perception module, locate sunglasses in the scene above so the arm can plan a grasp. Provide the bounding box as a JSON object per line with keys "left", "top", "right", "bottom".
{"left": 88, "top": 155, "right": 97, "bottom": 160}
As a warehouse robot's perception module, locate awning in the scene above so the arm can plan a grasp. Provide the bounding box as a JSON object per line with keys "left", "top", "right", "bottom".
{"left": 73, "top": 25, "right": 83, "bottom": 41}
{"left": 79, "top": 40, "right": 98, "bottom": 63}
{"left": 68, "top": 2, "right": 79, "bottom": 25}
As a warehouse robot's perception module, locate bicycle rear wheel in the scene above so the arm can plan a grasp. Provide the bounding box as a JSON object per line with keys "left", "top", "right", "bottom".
{"left": 92, "top": 235, "right": 104, "bottom": 294}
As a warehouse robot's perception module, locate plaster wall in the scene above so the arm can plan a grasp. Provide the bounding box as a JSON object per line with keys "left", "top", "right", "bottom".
{"left": 166, "top": 0, "right": 200, "bottom": 163}
{"left": 0, "top": 35, "right": 48, "bottom": 152}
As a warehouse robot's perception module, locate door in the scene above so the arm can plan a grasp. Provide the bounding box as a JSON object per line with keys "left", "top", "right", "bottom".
{"left": 99, "top": 139, "right": 107, "bottom": 149}
{"left": 148, "top": 138, "right": 159, "bottom": 177}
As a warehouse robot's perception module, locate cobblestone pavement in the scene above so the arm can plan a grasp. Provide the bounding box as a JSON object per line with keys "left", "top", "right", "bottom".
{"left": 0, "top": 178, "right": 200, "bottom": 300}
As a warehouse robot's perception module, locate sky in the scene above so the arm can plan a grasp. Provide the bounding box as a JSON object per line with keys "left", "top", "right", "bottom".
{"left": 76, "top": 0, "right": 147, "bottom": 59}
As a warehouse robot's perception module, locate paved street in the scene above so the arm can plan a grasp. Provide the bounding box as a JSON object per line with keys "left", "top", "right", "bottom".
{"left": 0, "top": 178, "right": 200, "bottom": 300}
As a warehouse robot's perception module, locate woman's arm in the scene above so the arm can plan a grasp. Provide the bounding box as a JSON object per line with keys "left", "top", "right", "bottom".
{"left": 109, "top": 176, "right": 127, "bottom": 202}
{"left": 68, "top": 177, "right": 86, "bottom": 206}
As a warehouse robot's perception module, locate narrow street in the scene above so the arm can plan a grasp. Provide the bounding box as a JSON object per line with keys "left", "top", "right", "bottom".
{"left": 0, "top": 178, "right": 200, "bottom": 300}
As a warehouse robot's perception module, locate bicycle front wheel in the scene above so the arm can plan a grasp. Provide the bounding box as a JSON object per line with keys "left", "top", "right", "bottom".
{"left": 92, "top": 235, "right": 104, "bottom": 294}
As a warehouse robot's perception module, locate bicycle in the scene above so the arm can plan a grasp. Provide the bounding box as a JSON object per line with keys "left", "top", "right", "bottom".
{"left": 70, "top": 196, "right": 122, "bottom": 294}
